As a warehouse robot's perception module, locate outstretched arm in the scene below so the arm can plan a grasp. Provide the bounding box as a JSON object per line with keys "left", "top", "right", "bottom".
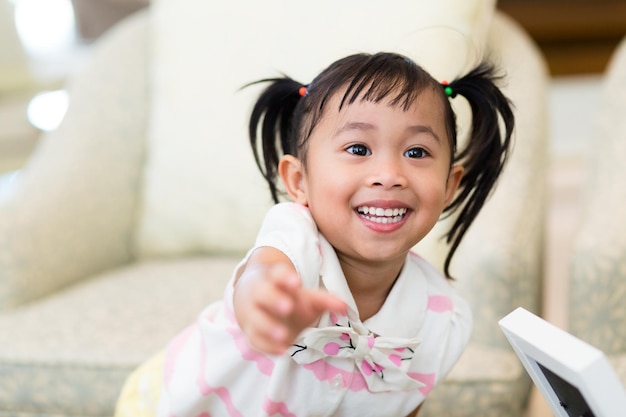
{"left": 233, "top": 246, "right": 346, "bottom": 355}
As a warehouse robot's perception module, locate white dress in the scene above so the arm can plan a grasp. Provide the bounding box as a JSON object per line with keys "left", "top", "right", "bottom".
{"left": 157, "top": 202, "right": 472, "bottom": 417}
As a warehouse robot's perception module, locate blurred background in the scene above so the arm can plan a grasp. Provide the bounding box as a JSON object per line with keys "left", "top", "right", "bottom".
{"left": 1, "top": 0, "right": 625, "bottom": 175}
{"left": 0, "top": 0, "right": 148, "bottom": 176}
{"left": 0, "top": 0, "right": 625, "bottom": 316}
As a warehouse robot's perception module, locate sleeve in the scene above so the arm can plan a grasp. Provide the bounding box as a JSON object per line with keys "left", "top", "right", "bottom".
{"left": 252, "top": 202, "right": 322, "bottom": 289}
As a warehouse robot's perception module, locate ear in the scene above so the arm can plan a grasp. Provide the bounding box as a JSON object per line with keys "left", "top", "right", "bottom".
{"left": 444, "top": 164, "right": 464, "bottom": 206}
{"left": 278, "top": 155, "right": 308, "bottom": 206}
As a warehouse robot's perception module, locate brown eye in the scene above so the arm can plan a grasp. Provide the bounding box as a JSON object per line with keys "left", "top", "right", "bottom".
{"left": 404, "top": 147, "right": 428, "bottom": 159}
{"left": 346, "top": 144, "right": 371, "bottom": 156}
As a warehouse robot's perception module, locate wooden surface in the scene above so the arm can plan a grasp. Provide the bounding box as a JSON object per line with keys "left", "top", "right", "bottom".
{"left": 498, "top": 0, "right": 626, "bottom": 75}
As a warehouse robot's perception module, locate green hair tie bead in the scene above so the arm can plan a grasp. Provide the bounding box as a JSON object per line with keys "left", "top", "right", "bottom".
{"left": 441, "top": 81, "right": 456, "bottom": 98}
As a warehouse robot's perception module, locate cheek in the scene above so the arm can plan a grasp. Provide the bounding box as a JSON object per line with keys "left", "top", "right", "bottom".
{"left": 303, "top": 158, "right": 343, "bottom": 193}
{"left": 305, "top": 175, "right": 339, "bottom": 205}
{"left": 415, "top": 177, "right": 453, "bottom": 213}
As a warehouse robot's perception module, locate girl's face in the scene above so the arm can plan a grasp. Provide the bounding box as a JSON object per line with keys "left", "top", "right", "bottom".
{"left": 280, "top": 88, "right": 463, "bottom": 268}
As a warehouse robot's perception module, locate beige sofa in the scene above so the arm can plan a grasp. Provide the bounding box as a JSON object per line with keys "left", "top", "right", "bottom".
{"left": 567, "top": 36, "right": 626, "bottom": 387}
{"left": 0, "top": 3, "right": 551, "bottom": 416}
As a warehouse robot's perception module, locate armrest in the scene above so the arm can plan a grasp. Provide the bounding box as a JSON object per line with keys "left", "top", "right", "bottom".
{"left": 568, "top": 36, "right": 626, "bottom": 354}
{"left": 0, "top": 10, "right": 150, "bottom": 310}
{"left": 456, "top": 12, "right": 550, "bottom": 348}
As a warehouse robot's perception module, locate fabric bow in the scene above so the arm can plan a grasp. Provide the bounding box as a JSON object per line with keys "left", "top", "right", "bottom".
{"left": 290, "top": 326, "right": 423, "bottom": 392}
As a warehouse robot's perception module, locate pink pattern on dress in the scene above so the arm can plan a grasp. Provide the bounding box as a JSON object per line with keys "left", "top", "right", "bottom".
{"left": 408, "top": 372, "right": 436, "bottom": 396}
{"left": 427, "top": 295, "right": 453, "bottom": 312}
{"left": 223, "top": 296, "right": 275, "bottom": 375}
{"left": 303, "top": 359, "right": 369, "bottom": 392}
{"left": 164, "top": 324, "right": 196, "bottom": 384}
{"left": 360, "top": 361, "right": 384, "bottom": 376}
{"left": 324, "top": 342, "right": 340, "bottom": 355}
{"left": 262, "top": 397, "right": 297, "bottom": 417}
{"left": 195, "top": 335, "right": 244, "bottom": 417}
{"left": 196, "top": 384, "right": 242, "bottom": 417}
{"left": 304, "top": 358, "right": 426, "bottom": 393}
{"left": 190, "top": 308, "right": 243, "bottom": 417}
{"left": 225, "top": 325, "right": 275, "bottom": 375}
{"left": 388, "top": 354, "right": 402, "bottom": 367}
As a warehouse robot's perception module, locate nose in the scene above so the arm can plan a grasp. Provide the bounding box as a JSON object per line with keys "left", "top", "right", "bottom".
{"left": 368, "top": 155, "right": 408, "bottom": 189}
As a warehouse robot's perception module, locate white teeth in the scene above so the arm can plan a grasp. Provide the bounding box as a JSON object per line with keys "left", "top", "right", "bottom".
{"left": 356, "top": 206, "right": 407, "bottom": 224}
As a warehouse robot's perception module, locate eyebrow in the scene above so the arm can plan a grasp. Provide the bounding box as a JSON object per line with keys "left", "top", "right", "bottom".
{"left": 411, "top": 125, "right": 441, "bottom": 143}
{"left": 336, "top": 121, "right": 375, "bottom": 134}
{"left": 337, "top": 121, "right": 441, "bottom": 143}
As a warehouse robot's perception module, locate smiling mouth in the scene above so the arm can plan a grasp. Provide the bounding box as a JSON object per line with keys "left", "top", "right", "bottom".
{"left": 356, "top": 206, "right": 408, "bottom": 224}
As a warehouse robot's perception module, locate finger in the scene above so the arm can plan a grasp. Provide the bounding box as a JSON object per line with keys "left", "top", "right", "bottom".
{"left": 243, "top": 307, "right": 290, "bottom": 351}
{"left": 268, "top": 264, "right": 301, "bottom": 292}
{"left": 294, "top": 290, "right": 346, "bottom": 327}
{"left": 264, "top": 265, "right": 302, "bottom": 315}
{"left": 253, "top": 275, "right": 295, "bottom": 316}
{"left": 305, "top": 290, "right": 347, "bottom": 315}
{"left": 248, "top": 335, "right": 289, "bottom": 356}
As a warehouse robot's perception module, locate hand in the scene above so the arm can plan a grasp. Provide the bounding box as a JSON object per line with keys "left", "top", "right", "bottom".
{"left": 234, "top": 251, "right": 346, "bottom": 355}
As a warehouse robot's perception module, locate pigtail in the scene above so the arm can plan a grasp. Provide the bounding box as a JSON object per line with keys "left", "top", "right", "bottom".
{"left": 247, "top": 77, "right": 304, "bottom": 203}
{"left": 443, "top": 62, "right": 515, "bottom": 278}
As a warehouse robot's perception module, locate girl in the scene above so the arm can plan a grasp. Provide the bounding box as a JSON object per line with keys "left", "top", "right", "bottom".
{"left": 121, "top": 51, "right": 513, "bottom": 417}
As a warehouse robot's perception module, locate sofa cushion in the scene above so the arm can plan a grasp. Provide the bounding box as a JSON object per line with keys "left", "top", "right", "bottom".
{"left": 568, "top": 36, "right": 626, "bottom": 354}
{"left": 0, "top": 10, "right": 150, "bottom": 310}
{"left": 609, "top": 354, "right": 626, "bottom": 387}
{"left": 0, "top": 257, "right": 235, "bottom": 417}
{"left": 134, "top": 0, "right": 496, "bottom": 258}
{"left": 420, "top": 342, "right": 529, "bottom": 417}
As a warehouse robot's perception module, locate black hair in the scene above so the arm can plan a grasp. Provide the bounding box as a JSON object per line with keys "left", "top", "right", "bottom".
{"left": 247, "top": 52, "right": 514, "bottom": 279}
